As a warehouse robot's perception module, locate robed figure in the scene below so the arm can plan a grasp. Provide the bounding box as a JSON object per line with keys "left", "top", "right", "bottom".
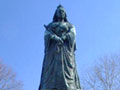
{"left": 39, "top": 5, "right": 81, "bottom": 90}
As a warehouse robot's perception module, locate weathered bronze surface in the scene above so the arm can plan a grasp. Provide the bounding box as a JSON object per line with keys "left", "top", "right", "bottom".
{"left": 39, "top": 5, "right": 81, "bottom": 90}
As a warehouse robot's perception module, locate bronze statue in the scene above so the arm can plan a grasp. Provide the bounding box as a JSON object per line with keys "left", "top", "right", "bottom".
{"left": 39, "top": 5, "right": 81, "bottom": 90}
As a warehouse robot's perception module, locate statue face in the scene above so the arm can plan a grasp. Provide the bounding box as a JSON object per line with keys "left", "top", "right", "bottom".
{"left": 56, "top": 8, "right": 66, "bottom": 19}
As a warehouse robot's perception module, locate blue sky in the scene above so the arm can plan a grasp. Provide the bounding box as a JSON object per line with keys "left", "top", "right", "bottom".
{"left": 0, "top": 0, "right": 120, "bottom": 90}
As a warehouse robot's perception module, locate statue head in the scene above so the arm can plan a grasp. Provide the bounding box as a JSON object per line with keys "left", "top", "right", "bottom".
{"left": 53, "top": 5, "right": 68, "bottom": 22}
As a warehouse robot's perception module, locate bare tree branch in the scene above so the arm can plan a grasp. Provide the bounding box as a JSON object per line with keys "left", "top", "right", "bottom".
{"left": 82, "top": 54, "right": 120, "bottom": 90}
{"left": 0, "top": 60, "right": 23, "bottom": 90}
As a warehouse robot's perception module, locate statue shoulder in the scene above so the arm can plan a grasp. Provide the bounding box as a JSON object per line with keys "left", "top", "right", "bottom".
{"left": 66, "top": 22, "right": 75, "bottom": 28}
{"left": 66, "top": 22, "right": 76, "bottom": 35}
{"left": 47, "top": 22, "right": 58, "bottom": 28}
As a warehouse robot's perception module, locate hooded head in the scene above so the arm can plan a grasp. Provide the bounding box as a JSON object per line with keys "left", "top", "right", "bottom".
{"left": 53, "top": 5, "right": 68, "bottom": 22}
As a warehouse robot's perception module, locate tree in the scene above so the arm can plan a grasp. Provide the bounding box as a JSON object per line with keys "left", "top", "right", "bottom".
{"left": 0, "top": 60, "right": 23, "bottom": 90}
{"left": 81, "top": 55, "right": 120, "bottom": 90}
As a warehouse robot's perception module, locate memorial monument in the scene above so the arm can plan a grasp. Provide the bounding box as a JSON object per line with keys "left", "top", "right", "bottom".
{"left": 39, "top": 5, "right": 81, "bottom": 90}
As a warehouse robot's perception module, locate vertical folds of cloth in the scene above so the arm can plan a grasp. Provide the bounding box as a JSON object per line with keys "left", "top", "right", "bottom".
{"left": 39, "top": 23, "right": 81, "bottom": 90}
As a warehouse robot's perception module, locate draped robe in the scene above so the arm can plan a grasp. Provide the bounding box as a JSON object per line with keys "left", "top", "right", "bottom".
{"left": 39, "top": 22, "right": 81, "bottom": 90}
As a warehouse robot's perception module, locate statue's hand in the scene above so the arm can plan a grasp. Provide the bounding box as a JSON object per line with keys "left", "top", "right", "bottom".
{"left": 61, "top": 35, "right": 67, "bottom": 41}
{"left": 55, "top": 36, "right": 63, "bottom": 45}
{"left": 51, "top": 35, "right": 63, "bottom": 44}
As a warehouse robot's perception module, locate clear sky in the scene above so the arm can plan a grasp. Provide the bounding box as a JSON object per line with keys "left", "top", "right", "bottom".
{"left": 0, "top": 0, "right": 120, "bottom": 90}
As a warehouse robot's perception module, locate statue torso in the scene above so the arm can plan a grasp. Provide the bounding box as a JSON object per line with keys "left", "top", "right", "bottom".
{"left": 48, "top": 22, "right": 70, "bottom": 37}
